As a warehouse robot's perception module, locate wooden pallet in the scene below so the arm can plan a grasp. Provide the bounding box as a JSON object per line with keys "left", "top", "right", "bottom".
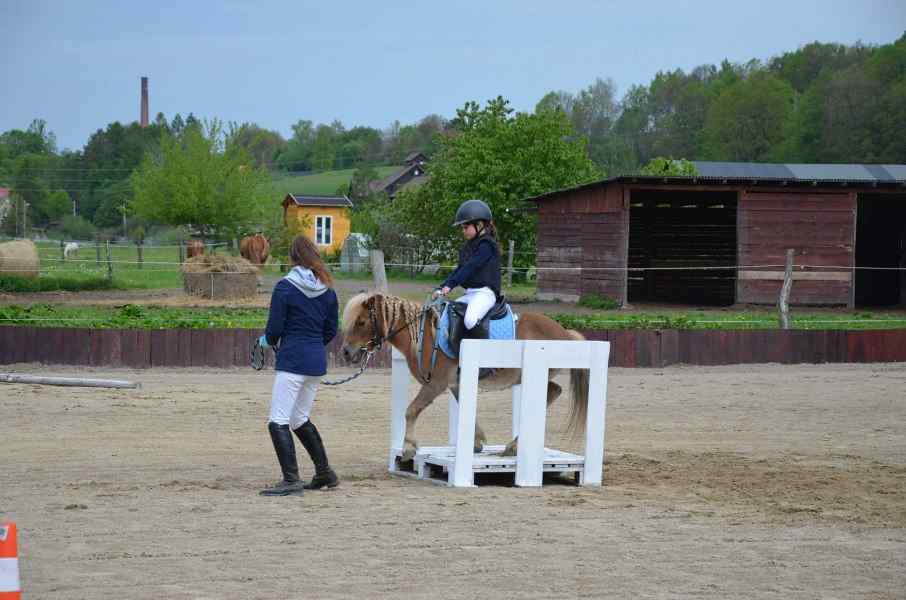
{"left": 390, "top": 445, "right": 585, "bottom": 486}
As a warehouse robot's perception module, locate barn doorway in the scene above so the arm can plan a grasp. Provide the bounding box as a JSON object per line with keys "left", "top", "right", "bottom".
{"left": 855, "top": 194, "right": 906, "bottom": 306}
{"left": 627, "top": 189, "right": 738, "bottom": 305}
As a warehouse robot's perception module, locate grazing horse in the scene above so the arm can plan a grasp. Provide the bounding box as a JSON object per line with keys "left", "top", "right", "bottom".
{"left": 63, "top": 242, "right": 79, "bottom": 259}
{"left": 340, "top": 292, "right": 590, "bottom": 461}
{"left": 240, "top": 233, "right": 269, "bottom": 267}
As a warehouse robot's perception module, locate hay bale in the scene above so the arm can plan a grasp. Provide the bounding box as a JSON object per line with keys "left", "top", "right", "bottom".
{"left": 0, "top": 239, "right": 40, "bottom": 279}
{"left": 181, "top": 254, "right": 258, "bottom": 299}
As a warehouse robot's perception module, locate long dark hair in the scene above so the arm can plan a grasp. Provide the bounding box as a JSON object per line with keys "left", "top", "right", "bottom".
{"left": 473, "top": 220, "right": 500, "bottom": 255}
{"left": 290, "top": 235, "right": 333, "bottom": 287}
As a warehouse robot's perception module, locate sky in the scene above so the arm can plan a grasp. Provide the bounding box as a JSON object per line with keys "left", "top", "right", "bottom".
{"left": 3, "top": 0, "right": 904, "bottom": 152}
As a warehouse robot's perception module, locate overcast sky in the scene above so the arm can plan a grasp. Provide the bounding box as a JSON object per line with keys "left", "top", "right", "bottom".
{"left": 3, "top": 0, "right": 904, "bottom": 151}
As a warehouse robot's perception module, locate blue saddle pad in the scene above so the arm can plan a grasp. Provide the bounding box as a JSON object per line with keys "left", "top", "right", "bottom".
{"left": 436, "top": 304, "right": 517, "bottom": 359}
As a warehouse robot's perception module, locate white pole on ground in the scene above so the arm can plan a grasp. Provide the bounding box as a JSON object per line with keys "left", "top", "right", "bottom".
{"left": 581, "top": 341, "right": 610, "bottom": 486}
{"left": 388, "top": 347, "right": 409, "bottom": 470}
{"left": 0, "top": 374, "right": 141, "bottom": 389}
{"left": 515, "top": 342, "right": 549, "bottom": 487}
{"left": 451, "top": 340, "right": 480, "bottom": 487}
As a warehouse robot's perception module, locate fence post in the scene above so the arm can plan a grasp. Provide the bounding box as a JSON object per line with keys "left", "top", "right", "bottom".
{"left": 105, "top": 240, "right": 113, "bottom": 281}
{"left": 507, "top": 239, "right": 515, "bottom": 287}
{"left": 60, "top": 239, "right": 65, "bottom": 262}
{"left": 178, "top": 240, "right": 185, "bottom": 264}
{"left": 778, "top": 248, "right": 794, "bottom": 329}
{"left": 136, "top": 240, "right": 143, "bottom": 270}
{"left": 95, "top": 236, "right": 101, "bottom": 265}
{"left": 371, "top": 249, "right": 388, "bottom": 292}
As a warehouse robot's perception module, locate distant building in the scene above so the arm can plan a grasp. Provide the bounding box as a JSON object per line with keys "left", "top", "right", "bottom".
{"left": 528, "top": 162, "right": 906, "bottom": 308}
{"left": 369, "top": 152, "right": 428, "bottom": 198}
{"left": 282, "top": 194, "right": 354, "bottom": 254}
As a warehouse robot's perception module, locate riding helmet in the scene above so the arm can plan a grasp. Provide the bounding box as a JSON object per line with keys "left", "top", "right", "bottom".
{"left": 452, "top": 199, "right": 493, "bottom": 226}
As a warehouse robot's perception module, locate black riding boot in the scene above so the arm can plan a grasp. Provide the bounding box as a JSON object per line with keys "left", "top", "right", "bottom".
{"left": 464, "top": 321, "right": 495, "bottom": 380}
{"left": 260, "top": 422, "right": 305, "bottom": 496}
{"left": 294, "top": 421, "right": 339, "bottom": 490}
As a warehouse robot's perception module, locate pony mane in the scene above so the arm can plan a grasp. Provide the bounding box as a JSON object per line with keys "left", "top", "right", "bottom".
{"left": 342, "top": 291, "right": 424, "bottom": 344}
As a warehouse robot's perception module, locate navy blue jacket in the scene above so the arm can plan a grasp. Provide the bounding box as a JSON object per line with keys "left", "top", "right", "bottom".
{"left": 264, "top": 280, "right": 339, "bottom": 376}
{"left": 442, "top": 235, "right": 501, "bottom": 296}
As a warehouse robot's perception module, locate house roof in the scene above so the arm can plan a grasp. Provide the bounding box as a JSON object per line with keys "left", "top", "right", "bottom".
{"left": 526, "top": 161, "right": 906, "bottom": 203}
{"left": 404, "top": 151, "right": 427, "bottom": 164}
{"left": 369, "top": 162, "right": 427, "bottom": 195}
{"left": 282, "top": 194, "right": 353, "bottom": 208}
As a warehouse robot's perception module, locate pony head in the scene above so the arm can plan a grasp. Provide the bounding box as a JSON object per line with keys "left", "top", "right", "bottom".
{"left": 340, "top": 292, "right": 379, "bottom": 363}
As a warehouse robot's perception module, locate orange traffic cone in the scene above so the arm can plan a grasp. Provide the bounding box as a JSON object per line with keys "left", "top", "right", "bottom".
{"left": 0, "top": 521, "right": 20, "bottom": 600}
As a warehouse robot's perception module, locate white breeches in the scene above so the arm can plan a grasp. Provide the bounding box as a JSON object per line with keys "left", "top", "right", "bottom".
{"left": 459, "top": 287, "right": 496, "bottom": 330}
{"left": 269, "top": 370, "right": 321, "bottom": 428}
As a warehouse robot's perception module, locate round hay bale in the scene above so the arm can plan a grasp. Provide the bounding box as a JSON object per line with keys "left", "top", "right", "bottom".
{"left": 181, "top": 254, "right": 258, "bottom": 299}
{"left": 0, "top": 239, "right": 40, "bottom": 279}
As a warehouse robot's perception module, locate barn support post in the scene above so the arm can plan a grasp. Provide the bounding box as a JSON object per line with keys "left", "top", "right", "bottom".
{"left": 778, "top": 248, "right": 794, "bottom": 329}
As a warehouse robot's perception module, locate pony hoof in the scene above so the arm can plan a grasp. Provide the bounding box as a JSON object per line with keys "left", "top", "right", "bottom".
{"left": 473, "top": 444, "right": 484, "bottom": 454}
{"left": 401, "top": 447, "right": 417, "bottom": 462}
{"left": 501, "top": 445, "right": 517, "bottom": 457}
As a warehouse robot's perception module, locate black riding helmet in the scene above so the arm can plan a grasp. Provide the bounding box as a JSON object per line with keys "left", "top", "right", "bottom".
{"left": 452, "top": 199, "right": 492, "bottom": 227}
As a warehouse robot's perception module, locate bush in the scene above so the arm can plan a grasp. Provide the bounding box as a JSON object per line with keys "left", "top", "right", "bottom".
{"left": 577, "top": 293, "right": 619, "bottom": 310}
{"left": 60, "top": 215, "right": 97, "bottom": 240}
{"left": 0, "top": 274, "right": 115, "bottom": 292}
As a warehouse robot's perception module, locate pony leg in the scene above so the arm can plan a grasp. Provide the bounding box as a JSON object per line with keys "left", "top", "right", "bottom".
{"left": 401, "top": 383, "right": 445, "bottom": 461}
{"left": 448, "top": 383, "right": 487, "bottom": 453}
{"left": 501, "top": 381, "right": 562, "bottom": 456}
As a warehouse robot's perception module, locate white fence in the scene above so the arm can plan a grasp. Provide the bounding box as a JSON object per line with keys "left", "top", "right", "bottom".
{"left": 389, "top": 339, "right": 610, "bottom": 487}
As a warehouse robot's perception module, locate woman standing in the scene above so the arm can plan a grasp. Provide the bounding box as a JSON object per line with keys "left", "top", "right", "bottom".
{"left": 258, "top": 235, "right": 340, "bottom": 496}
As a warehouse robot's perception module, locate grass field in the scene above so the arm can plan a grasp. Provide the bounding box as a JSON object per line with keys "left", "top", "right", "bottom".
{"left": 267, "top": 166, "right": 401, "bottom": 197}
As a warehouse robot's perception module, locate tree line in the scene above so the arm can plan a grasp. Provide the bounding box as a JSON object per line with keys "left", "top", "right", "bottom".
{"left": 1, "top": 33, "right": 903, "bottom": 244}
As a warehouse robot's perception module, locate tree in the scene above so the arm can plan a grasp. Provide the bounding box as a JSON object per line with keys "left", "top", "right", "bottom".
{"left": 639, "top": 157, "right": 698, "bottom": 176}
{"left": 131, "top": 122, "right": 270, "bottom": 240}
{"left": 702, "top": 72, "right": 795, "bottom": 161}
{"left": 392, "top": 97, "right": 600, "bottom": 268}
{"left": 228, "top": 123, "right": 287, "bottom": 168}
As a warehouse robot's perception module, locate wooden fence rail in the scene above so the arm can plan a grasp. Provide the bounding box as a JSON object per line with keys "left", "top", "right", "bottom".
{"left": 2, "top": 327, "right": 905, "bottom": 369}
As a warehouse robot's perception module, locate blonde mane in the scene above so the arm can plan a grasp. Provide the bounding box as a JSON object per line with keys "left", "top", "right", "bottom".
{"left": 343, "top": 291, "right": 427, "bottom": 353}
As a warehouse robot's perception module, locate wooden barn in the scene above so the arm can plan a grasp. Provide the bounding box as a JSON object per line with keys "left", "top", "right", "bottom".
{"left": 527, "top": 162, "right": 906, "bottom": 307}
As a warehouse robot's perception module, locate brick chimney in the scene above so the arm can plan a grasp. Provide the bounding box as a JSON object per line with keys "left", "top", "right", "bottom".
{"left": 140, "top": 77, "right": 149, "bottom": 127}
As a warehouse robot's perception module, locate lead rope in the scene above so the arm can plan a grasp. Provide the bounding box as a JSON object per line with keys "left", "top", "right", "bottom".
{"left": 320, "top": 348, "right": 376, "bottom": 386}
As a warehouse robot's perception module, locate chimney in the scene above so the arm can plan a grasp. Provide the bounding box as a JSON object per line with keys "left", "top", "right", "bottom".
{"left": 140, "top": 76, "right": 149, "bottom": 127}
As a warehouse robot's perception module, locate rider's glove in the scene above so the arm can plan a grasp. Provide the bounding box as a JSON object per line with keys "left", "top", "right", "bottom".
{"left": 258, "top": 335, "right": 270, "bottom": 349}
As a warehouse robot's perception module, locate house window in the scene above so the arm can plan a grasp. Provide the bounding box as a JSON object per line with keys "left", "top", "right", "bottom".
{"left": 316, "top": 215, "right": 332, "bottom": 245}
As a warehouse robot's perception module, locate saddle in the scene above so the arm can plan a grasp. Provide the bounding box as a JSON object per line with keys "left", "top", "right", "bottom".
{"left": 445, "top": 295, "right": 509, "bottom": 359}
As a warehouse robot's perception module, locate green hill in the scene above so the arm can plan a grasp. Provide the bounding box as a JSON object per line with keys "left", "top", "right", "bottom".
{"left": 268, "top": 166, "right": 401, "bottom": 197}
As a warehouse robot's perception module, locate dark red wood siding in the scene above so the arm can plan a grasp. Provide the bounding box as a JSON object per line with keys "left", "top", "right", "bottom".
{"left": 537, "top": 184, "right": 628, "bottom": 303}
{"left": 737, "top": 191, "right": 856, "bottom": 305}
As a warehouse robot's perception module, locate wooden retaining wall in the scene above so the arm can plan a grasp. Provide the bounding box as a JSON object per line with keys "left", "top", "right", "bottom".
{"left": 2, "top": 327, "right": 905, "bottom": 369}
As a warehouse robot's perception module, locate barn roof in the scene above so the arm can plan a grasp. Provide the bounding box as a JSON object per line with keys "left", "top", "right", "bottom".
{"left": 526, "top": 161, "right": 906, "bottom": 203}
{"left": 282, "top": 194, "right": 353, "bottom": 208}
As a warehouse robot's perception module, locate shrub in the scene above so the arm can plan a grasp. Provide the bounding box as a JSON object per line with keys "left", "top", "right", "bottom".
{"left": 59, "top": 215, "right": 97, "bottom": 241}
{"left": 577, "top": 293, "right": 619, "bottom": 310}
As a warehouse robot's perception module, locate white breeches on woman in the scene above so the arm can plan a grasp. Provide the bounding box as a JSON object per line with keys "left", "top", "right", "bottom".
{"left": 269, "top": 370, "right": 321, "bottom": 429}
{"left": 459, "top": 286, "right": 497, "bottom": 329}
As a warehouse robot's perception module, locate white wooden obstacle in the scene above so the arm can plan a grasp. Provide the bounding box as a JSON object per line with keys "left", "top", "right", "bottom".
{"left": 389, "top": 339, "right": 610, "bottom": 487}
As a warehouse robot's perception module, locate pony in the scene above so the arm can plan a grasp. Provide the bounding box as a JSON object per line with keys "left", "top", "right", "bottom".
{"left": 340, "top": 292, "right": 590, "bottom": 461}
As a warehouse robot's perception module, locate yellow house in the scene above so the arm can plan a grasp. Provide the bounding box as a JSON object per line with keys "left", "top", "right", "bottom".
{"left": 281, "top": 194, "right": 353, "bottom": 254}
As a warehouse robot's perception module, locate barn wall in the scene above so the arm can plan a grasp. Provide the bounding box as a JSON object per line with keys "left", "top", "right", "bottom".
{"left": 536, "top": 184, "right": 628, "bottom": 303}
{"left": 737, "top": 190, "right": 856, "bottom": 306}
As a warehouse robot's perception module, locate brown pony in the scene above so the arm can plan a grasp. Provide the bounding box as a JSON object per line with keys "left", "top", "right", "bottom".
{"left": 340, "top": 292, "right": 590, "bottom": 461}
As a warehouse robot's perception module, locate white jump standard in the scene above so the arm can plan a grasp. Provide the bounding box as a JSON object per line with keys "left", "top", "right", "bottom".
{"left": 389, "top": 339, "right": 610, "bottom": 487}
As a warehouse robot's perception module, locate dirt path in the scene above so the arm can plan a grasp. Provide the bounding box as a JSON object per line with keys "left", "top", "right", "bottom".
{"left": 2, "top": 362, "right": 904, "bottom": 598}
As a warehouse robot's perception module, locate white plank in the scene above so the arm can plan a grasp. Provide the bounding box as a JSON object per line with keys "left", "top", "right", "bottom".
{"left": 388, "top": 347, "right": 409, "bottom": 470}
{"left": 452, "top": 340, "right": 480, "bottom": 487}
{"left": 515, "top": 343, "right": 548, "bottom": 487}
{"left": 581, "top": 341, "right": 610, "bottom": 487}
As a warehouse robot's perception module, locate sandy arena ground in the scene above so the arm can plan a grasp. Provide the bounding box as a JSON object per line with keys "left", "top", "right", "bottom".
{"left": 1, "top": 362, "right": 905, "bottom": 599}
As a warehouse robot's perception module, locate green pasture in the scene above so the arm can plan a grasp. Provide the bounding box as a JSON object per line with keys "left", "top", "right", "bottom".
{"left": 268, "top": 166, "right": 400, "bottom": 197}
